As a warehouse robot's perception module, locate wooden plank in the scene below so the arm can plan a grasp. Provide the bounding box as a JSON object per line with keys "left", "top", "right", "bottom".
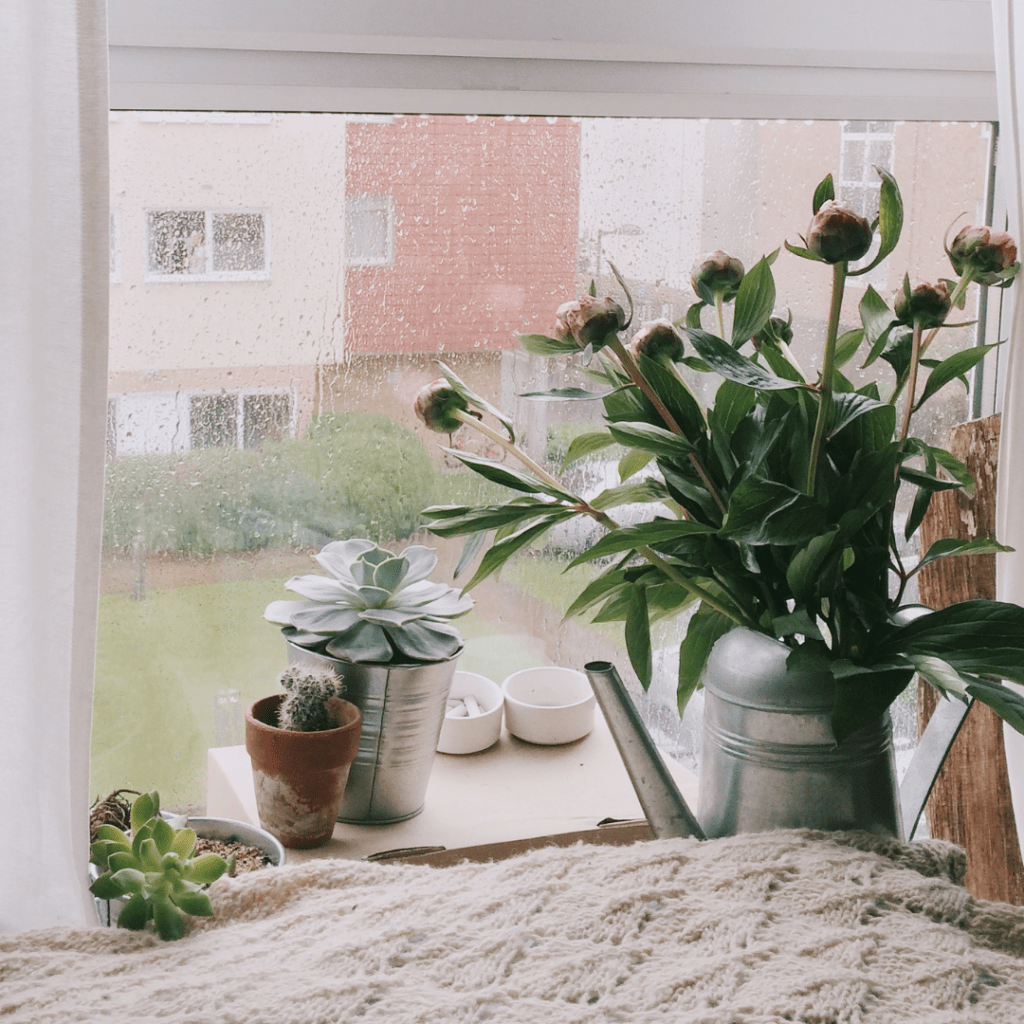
{"left": 916, "top": 413, "right": 1024, "bottom": 904}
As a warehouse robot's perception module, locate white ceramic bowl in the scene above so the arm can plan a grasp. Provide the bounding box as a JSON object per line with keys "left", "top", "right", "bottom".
{"left": 436, "top": 671, "right": 504, "bottom": 754}
{"left": 502, "top": 666, "right": 596, "bottom": 745}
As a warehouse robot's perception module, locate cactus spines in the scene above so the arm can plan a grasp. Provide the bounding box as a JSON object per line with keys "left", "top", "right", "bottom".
{"left": 277, "top": 664, "right": 346, "bottom": 732}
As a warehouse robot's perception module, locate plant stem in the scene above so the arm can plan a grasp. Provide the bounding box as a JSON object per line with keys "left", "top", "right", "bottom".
{"left": 607, "top": 336, "right": 728, "bottom": 514}
{"left": 805, "top": 261, "right": 847, "bottom": 495}
{"left": 898, "top": 321, "right": 924, "bottom": 442}
{"left": 714, "top": 294, "right": 726, "bottom": 341}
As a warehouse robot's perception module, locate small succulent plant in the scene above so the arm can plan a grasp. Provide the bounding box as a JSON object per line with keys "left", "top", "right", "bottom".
{"left": 277, "top": 664, "right": 346, "bottom": 731}
{"left": 89, "top": 791, "right": 231, "bottom": 941}
{"left": 264, "top": 538, "right": 473, "bottom": 663}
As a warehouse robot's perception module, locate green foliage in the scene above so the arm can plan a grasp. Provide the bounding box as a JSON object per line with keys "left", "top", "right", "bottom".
{"left": 89, "top": 791, "right": 230, "bottom": 941}
{"left": 417, "top": 170, "right": 1024, "bottom": 744}
{"left": 103, "top": 412, "right": 439, "bottom": 556}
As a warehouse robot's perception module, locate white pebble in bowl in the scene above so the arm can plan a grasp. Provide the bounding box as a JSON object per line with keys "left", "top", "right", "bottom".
{"left": 502, "top": 666, "right": 596, "bottom": 745}
{"left": 437, "top": 671, "right": 504, "bottom": 754}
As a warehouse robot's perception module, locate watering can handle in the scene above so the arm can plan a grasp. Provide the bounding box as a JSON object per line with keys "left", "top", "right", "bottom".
{"left": 899, "top": 695, "right": 972, "bottom": 840}
{"left": 584, "top": 661, "right": 706, "bottom": 841}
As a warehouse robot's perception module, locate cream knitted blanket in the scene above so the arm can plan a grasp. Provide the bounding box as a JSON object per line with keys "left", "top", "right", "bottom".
{"left": 3, "top": 830, "right": 1024, "bottom": 1023}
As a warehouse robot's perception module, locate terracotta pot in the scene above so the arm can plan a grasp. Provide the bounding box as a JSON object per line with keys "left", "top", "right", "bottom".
{"left": 245, "top": 694, "right": 362, "bottom": 849}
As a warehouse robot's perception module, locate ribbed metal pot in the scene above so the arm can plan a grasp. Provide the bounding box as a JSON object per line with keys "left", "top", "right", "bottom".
{"left": 697, "top": 628, "right": 903, "bottom": 839}
{"left": 286, "top": 642, "right": 460, "bottom": 824}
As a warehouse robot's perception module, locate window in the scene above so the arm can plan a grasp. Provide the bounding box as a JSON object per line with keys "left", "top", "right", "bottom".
{"left": 346, "top": 195, "right": 394, "bottom": 266}
{"left": 190, "top": 394, "right": 239, "bottom": 449}
{"left": 243, "top": 393, "right": 292, "bottom": 448}
{"left": 146, "top": 209, "right": 269, "bottom": 280}
{"left": 838, "top": 120, "right": 895, "bottom": 287}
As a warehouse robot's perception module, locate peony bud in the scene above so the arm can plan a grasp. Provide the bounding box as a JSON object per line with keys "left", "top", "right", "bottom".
{"left": 691, "top": 251, "right": 745, "bottom": 303}
{"left": 947, "top": 225, "right": 1018, "bottom": 286}
{"left": 414, "top": 379, "right": 469, "bottom": 433}
{"left": 554, "top": 295, "right": 626, "bottom": 350}
{"left": 893, "top": 280, "right": 951, "bottom": 329}
{"left": 805, "top": 200, "right": 873, "bottom": 264}
{"left": 628, "top": 319, "right": 685, "bottom": 364}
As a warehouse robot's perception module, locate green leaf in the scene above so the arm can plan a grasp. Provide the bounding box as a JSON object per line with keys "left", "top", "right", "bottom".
{"left": 424, "top": 500, "right": 564, "bottom": 537}
{"left": 784, "top": 240, "right": 825, "bottom": 263}
{"left": 169, "top": 828, "right": 197, "bottom": 860}
{"left": 712, "top": 379, "right": 757, "bottom": 435}
{"left": 589, "top": 478, "right": 671, "bottom": 511}
{"left": 830, "top": 668, "right": 915, "bottom": 744}
{"left": 150, "top": 817, "right": 176, "bottom": 855}
{"left": 563, "top": 567, "right": 630, "bottom": 620}
{"left": 686, "top": 329, "right": 802, "bottom": 391}
{"left": 685, "top": 301, "right": 707, "bottom": 330}
{"left": 914, "top": 537, "right": 1013, "bottom": 575}
{"left": 153, "top": 897, "right": 187, "bottom": 941}
{"left": 858, "top": 286, "right": 893, "bottom": 353}
{"left": 965, "top": 677, "right": 1024, "bottom": 733}
{"left": 443, "top": 447, "right": 574, "bottom": 500}
{"left": 812, "top": 173, "right": 835, "bottom": 213}
{"left": 110, "top": 867, "right": 146, "bottom": 895}
{"left": 185, "top": 853, "right": 229, "bottom": 885}
{"left": 567, "top": 519, "right": 715, "bottom": 566}
{"left": 130, "top": 792, "right": 158, "bottom": 833}
{"left": 437, "top": 360, "right": 517, "bottom": 443}
{"left": 905, "top": 484, "right": 933, "bottom": 542}
{"left": 95, "top": 824, "right": 132, "bottom": 849}
{"left": 463, "top": 515, "right": 574, "bottom": 590}
{"left": 772, "top": 609, "right": 823, "bottom": 641}
{"left": 625, "top": 587, "right": 653, "bottom": 689}
{"left": 915, "top": 344, "right": 999, "bottom": 409}
{"left": 454, "top": 531, "right": 486, "bottom": 579}
{"left": 849, "top": 166, "right": 903, "bottom": 276}
{"left": 898, "top": 466, "right": 964, "bottom": 493}
{"left": 635, "top": 353, "right": 708, "bottom": 440}
{"left": 786, "top": 530, "right": 840, "bottom": 605}
{"left": 170, "top": 889, "right": 215, "bottom": 917}
{"left": 562, "top": 431, "right": 617, "bottom": 468}
{"left": 516, "top": 333, "right": 580, "bottom": 356}
{"left": 89, "top": 872, "right": 124, "bottom": 900}
{"left": 902, "top": 439, "right": 975, "bottom": 497}
{"left": 618, "top": 448, "right": 654, "bottom": 481}
{"left": 828, "top": 391, "right": 893, "bottom": 438}
{"left": 116, "top": 893, "right": 151, "bottom": 931}
{"left": 720, "top": 478, "right": 828, "bottom": 546}
{"left": 608, "top": 421, "right": 694, "bottom": 460}
{"left": 908, "top": 655, "right": 969, "bottom": 697}
{"left": 833, "top": 329, "right": 864, "bottom": 370}
{"left": 731, "top": 256, "right": 777, "bottom": 346}
{"left": 518, "top": 387, "right": 614, "bottom": 401}
{"left": 677, "top": 606, "right": 732, "bottom": 713}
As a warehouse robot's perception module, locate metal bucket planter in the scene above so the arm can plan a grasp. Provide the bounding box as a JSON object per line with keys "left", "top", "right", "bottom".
{"left": 697, "top": 628, "right": 902, "bottom": 839}
{"left": 287, "top": 642, "right": 461, "bottom": 824}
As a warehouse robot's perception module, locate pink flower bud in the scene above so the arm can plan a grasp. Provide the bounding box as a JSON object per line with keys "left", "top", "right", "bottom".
{"left": 805, "top": 200, "right": 873, "bottom": 264}
{"left": 554, "top": 295, "right": 626, "bottom": 350}
{"left": 893, "top": 280, "right": 951, "bottom": 329}
{"left": 691, "top": 251, "right": 745, "bottom": 303}
{"left": 414, "top": 379, "right": 469, "bottom": 433}
{"left": 948, "top": 225, "right": 1018, "bottom": 286}
{"left": 628, "top": 319, "right": 685, "bottom": 364}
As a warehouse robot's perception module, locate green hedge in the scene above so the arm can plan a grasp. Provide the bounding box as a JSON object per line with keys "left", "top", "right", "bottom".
{"left": 103, "top": 412, "right": 439, "bottom": 555}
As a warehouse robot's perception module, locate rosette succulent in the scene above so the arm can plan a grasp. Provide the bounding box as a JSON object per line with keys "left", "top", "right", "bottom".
{"left": 89, "top": 791, "right": 230, "bottom": 941}
{"left": 265, "top": 539, "right": 472, "bottom": 663}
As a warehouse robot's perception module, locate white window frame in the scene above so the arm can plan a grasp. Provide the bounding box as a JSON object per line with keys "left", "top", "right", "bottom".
{"left": 186, "top": 387, "right": 295, "bottom": 450}
{"left": 109, "top": 209, "right": 121, "bottom": 283}
{"left": 144, "top": 208, "right": 271, "bottom": 282}
{"left": 345, "top": 194, "right": 395, "bottom": 267}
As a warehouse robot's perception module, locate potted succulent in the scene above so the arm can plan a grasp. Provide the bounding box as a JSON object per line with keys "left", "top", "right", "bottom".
{"left": 245, "top": 664, "right": 363, "bottom": 848}
{"left": 264, "top": 538, "right": 473, "bottom": 823}
{"left": 413, "top": 170, "right": 1024, "bottom": 838}
{"left": 89, "top": 790, "right": 233, "bottom": 940}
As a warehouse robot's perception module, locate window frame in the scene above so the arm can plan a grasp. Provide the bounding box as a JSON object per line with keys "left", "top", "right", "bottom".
{"left": 345, "top": 194, "right": 395, "bottom": 268}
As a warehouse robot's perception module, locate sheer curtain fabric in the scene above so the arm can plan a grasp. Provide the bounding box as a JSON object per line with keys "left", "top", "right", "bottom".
{"left": 0, "top": 0, "right": 109, "bottom": 931}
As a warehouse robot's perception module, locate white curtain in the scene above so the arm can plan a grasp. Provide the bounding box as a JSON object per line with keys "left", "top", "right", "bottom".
{"left": 992, "top": 0, "right": 1024, "bottom": 850}
{"left": 0, "top": 0, "right": 108, "bottom": 931}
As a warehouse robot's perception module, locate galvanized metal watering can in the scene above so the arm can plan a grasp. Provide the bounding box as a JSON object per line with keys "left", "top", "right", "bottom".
{"left": 585, "top": 629, "right": 970, "bottom": 842}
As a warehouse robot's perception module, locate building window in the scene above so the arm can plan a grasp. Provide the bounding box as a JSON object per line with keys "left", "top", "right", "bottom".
{"left": 839, "top": 121, "right": 894, "bottom": 285}
{"left": 243, "top": 392, "right": 292, "bottom": 448}
{"left": 146, "top": 210, "right": 269, "bottom": 281}
{"left": 190, "top": 394, "right": 239, "bottom": 449}
{"left": 345, "top": 194, "right": 394, "bottom": 266}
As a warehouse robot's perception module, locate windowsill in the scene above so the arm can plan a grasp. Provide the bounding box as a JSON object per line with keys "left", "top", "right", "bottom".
{"left": 207, "top": 707, "right": 698, "bottom": 865}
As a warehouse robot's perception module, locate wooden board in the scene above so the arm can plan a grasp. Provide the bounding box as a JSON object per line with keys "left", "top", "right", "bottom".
{"left": 916, "top": 413, "right": 1024, "bottom": 904}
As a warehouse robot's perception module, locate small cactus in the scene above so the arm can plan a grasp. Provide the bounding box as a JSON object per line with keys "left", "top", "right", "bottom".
{"left": 278, "top": 664, "right": 345, "bottom": 732}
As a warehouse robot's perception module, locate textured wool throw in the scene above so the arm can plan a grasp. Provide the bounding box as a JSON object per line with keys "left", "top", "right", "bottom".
{"left": 3, "top": 829, "right": 1024, "bottom": 1023}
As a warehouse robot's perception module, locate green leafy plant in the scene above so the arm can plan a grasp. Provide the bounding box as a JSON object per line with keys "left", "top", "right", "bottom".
{"left": 89, "top": 791, "right": 231, "bottom": 940}
{"left": 414, "top": 170, "right": 1024, "bottom": 744}
{"left": 277, "top": 664, "right": 346, "bottom": 731}
{"left": 264, "top": 538, "right": 473, "bottom": 663}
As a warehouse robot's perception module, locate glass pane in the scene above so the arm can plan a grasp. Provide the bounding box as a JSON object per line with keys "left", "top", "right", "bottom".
{"left": 99, "top": 113, "right": 994, "bottom": 813}
{"left": 212, "top": 212, "right": 265, "bottom": 272}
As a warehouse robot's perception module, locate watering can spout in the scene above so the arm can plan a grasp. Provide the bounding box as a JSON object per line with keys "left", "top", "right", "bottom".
{"left": 584, "top": 661, "right": 705, "bottom": 841}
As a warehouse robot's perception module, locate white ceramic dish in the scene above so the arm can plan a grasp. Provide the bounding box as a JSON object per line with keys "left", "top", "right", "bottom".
{"left": 436, "top": 671, "right": 504, "bottom": 754}
{"left": 502, "top": 666, "right": 596, "bottom": 745}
